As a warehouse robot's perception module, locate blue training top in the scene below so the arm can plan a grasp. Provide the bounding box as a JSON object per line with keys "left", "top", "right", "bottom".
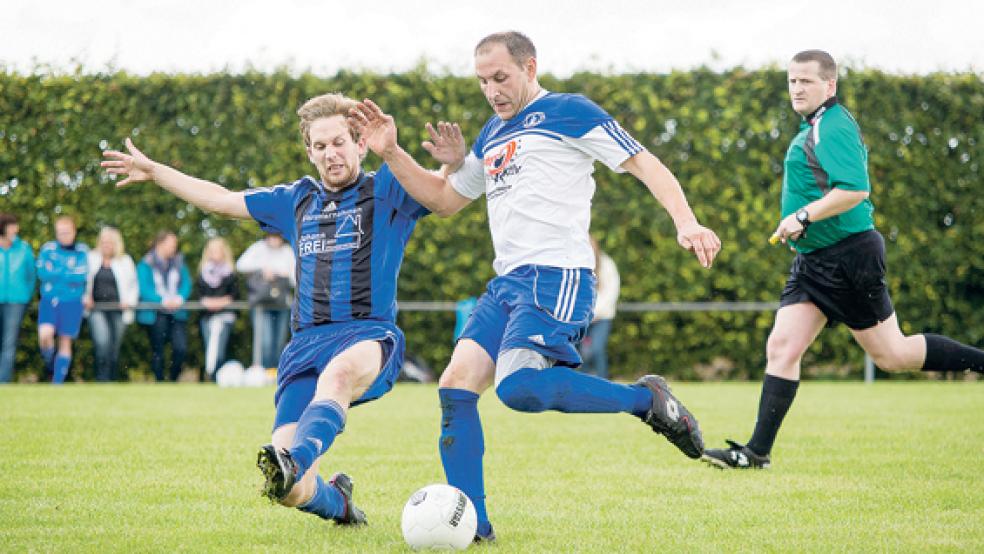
{"left": 244, "top": 164, "right": 427, "bottom": 333}
{"left": 37, "top": 241, "right": 89, "bottom": 302}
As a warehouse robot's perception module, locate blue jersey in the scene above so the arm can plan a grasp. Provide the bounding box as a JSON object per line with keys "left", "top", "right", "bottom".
{"left": 244, "top": 165, "right": 427, "bottom": 332}
{"left": 37, "top": 241, "right": 89, "bottom": 301}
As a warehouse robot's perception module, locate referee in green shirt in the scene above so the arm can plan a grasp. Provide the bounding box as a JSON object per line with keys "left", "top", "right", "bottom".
{"left": 702, "top": 50, "right": 984, "bottom": 470}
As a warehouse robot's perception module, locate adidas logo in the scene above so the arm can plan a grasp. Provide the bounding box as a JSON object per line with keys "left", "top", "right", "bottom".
{"left": 324, "top": 201, "right": 337, "bottom": 212}
{"left": 528, "top": 334, "right": 545, "bottom": 345}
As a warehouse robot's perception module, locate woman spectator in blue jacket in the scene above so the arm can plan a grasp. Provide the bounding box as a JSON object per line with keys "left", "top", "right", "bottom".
{"left": 0, "top": 213, "right": 35, "bottom": 383}
{"left": 137, "top": 230, "right": 191, "bottom": 382}
{"left": 37, "top": 215, "right": 88, "bottom": 384}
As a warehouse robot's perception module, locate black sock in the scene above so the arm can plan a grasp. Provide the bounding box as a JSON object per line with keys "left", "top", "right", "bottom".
{"left": 922, "top": 334, "right": 984, "bottom": 373}
{"left": 746, "top": 374, "right": 800, "bottom": 456}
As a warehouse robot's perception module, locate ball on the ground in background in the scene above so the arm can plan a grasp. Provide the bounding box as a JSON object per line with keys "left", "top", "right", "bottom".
{"left": 243, "top": 364, "right": 268, "bottom": 387}
{"left": 401, "top": 484, "right": 477, "bottom": 550}
{"left": 215, "top": 360, "right": 244, "bottom": 387}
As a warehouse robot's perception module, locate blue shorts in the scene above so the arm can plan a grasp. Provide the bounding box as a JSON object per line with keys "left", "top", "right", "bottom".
{"left": 38, "top": 297, "right": 84, "bottom": 339}
{"left": 272, "top": 320, "right": 405, "bottom": 431}
{"left": 459, "top": 265, "right": 596, "bottom": 366}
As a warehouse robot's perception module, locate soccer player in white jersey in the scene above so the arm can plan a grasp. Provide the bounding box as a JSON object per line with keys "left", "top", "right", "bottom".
{"left": 348, "top": 31, "right": 721, "bottom": 542}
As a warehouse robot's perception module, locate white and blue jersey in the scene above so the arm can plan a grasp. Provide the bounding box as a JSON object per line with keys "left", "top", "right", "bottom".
{"left": 449, "top": 90, "right": 644, "bottom": 276}
{"left": 244, "top": 165, "right": 428, "bottom": 333}
{"left": 450, "top": 91, "right": 645, "bottom": 366}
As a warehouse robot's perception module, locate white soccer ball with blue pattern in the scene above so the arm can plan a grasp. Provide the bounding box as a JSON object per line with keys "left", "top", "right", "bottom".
{"left": 401, "top": 484, "right": 477, "bottom": 550}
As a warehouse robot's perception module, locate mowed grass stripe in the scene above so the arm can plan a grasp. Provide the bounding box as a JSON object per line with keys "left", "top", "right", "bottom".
{"left": 0, "top": 382, "right": 980, "bottom": 552}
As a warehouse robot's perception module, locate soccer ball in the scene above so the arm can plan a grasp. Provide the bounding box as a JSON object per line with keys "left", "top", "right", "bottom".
{"left": 215, "top": 360, "right": 245, "bottom": 387}
{"left": 243, "top": 364, "right": 268, "bottom": 387}
{"left": 401, "top": 484, "right": 477, "bottom": 550}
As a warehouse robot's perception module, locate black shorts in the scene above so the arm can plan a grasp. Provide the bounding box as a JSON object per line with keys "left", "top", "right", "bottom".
{"left": 779, "top": 230, "right": 894, "bottom": 330}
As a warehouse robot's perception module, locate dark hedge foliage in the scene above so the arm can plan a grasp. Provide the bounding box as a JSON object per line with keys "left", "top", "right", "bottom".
{"left": 1, "top": 67, "right": 980, "bottom": 380}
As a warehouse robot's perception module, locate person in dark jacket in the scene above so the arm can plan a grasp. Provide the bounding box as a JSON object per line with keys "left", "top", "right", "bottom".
{"left": 196, "top": 237, "right": 239, "bottom": 381}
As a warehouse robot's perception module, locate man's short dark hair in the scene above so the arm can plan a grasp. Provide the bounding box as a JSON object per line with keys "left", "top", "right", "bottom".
{"left": 0, "top": 212, "right": 17, "bottom": 237}
{"left": 792, "top": 50, "right": 837, "bottom": 80}
{"left": 475, "top": 31, "right": 537, "bottom": 67}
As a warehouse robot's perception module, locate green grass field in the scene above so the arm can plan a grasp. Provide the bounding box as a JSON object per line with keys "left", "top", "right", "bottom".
{"left": 1, "top": 381, "right": 981, "bottom": 552}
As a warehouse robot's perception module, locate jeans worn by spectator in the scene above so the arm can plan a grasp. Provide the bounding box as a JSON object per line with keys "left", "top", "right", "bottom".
{"left": 579, "top": 319, "right": 613, "bottom": 380}
{"left": 89, "top": 309, "right": 126, "bottom": 382}
{"left": 0, "top": 302, "right": 27, "bottom": 383}
{"left": 252, "top": 307, "right": 290, "bottom": 368}
{"left": 147, "top": 313, "right": 187, "bottom": 381}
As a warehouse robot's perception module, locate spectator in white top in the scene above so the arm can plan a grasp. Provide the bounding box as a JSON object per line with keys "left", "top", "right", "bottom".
{"left": 236, "top": 233, "right": 295, "bottom": 368}
{"left": 579, "top": 237, "right": 620, "bottom": 379}
{"left": 84, "top": 226, "right": 139, "bottom": 382}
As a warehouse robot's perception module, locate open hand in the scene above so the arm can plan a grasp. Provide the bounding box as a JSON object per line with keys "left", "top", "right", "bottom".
{"left": 422, "top": 121, "right": 467, "bottom": 170}
{"left": 347, "top": 99, "right": 397, "bottom": 157}
{"left": 101, "top": 137, "right": 156, "bottom": 187}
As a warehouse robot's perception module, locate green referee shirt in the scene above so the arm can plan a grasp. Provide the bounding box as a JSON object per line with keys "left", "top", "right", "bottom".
{"left": 781, "top": 96, "right": 875, "bottom": 253}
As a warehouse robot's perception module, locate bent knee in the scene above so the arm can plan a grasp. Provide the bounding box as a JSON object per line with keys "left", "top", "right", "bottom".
{"left": 439, "top": 362, "right": 490, "bottom": 392}
{"left": 870, "top": 353, "right": 911, "bottom": 372}
{"left": 766, "top": 333, "right": 810, "bottom": 365}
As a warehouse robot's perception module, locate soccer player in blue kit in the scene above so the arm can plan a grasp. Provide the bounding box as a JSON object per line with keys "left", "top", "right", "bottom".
{"left": 102, "top": 93, "right": 433, "bottom": 526}
{"left": 348, "top": 31, "right": 723, "bottom": 541}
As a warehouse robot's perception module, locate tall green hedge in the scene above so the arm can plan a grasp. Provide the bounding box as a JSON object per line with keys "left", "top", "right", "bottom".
{"left": 1, "top": 67, "right": 981, "bottom": 380}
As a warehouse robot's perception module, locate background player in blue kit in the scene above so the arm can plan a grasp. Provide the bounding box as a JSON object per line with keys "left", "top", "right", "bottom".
{"left": 102, "top": 92, "right": 431, "bottom": 526}
{"left": 348, "top": 31, "right": 723, "bottom": 541}
{"left": 37, "top": 215, "right": 89, "bottom": 384}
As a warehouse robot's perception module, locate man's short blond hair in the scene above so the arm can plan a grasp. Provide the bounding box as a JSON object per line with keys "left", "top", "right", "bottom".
{"left": 297, "top": 93, "right": 359, "bottom": 146}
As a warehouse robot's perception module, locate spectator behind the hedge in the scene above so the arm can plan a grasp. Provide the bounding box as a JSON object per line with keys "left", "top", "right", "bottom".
{"left": 235, "top": 234, "right": 294, "bottom": 369}
{"left": 0, "top": 213, "right": 35, "bottom": 383}
{"left": 137, "top": 230, "right": 191, "bottom": 382}
{"left": 84, "top": 226, "right": 139, "bottom": 382}
{"left": 37, "top": 215, "right": 88, "bottom": 384}
{"left": 197, "top": 237, "right": 239, "bottom": 380}
{"left": 579, "top": 237, "right": 620, "bottom": 379}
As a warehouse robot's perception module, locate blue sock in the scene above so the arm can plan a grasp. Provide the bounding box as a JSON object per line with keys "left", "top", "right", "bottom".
{"left": 496, "top": 366, "right": 653, "bottom": 416}
{"left": 289, "top": 400, "right": 346, "bottom": 478}
{"left": 41, "top": 347, "right": 55, "bottom": 376}
{"left": 52, "top": 354, "right": 71, "bottom": 385}
{"left": 297, "top": 474, "right": 345, "bottom": 520}
{"left": 438, "top": 388, "right": 491, "bottom": 537}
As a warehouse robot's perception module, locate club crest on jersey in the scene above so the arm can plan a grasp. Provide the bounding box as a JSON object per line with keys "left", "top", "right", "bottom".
{"left": 523, "top": 111, "right": 546, "bottom": 128}
{"left": 484, "top": 141, "right": 517, "bottom": 177}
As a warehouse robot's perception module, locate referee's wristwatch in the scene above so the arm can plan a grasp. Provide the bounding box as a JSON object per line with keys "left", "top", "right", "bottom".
{"left": 795, "top": 208, "right": 812, "bottom": 235}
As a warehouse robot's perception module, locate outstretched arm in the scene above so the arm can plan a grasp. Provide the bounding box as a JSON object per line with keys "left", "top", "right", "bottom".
{"left": 348, "top": 99, "right": 471, "bottom": 218}
{"left": 101, "top": 138, "right": 250, "bottom": 219}
{"left": 622, "top": 150, "right": 722, "bottom": 269}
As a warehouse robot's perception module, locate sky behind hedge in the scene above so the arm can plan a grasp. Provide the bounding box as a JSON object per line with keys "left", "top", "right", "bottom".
{"left": 3, "top": 0, "right": 983, "bottom": 77}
